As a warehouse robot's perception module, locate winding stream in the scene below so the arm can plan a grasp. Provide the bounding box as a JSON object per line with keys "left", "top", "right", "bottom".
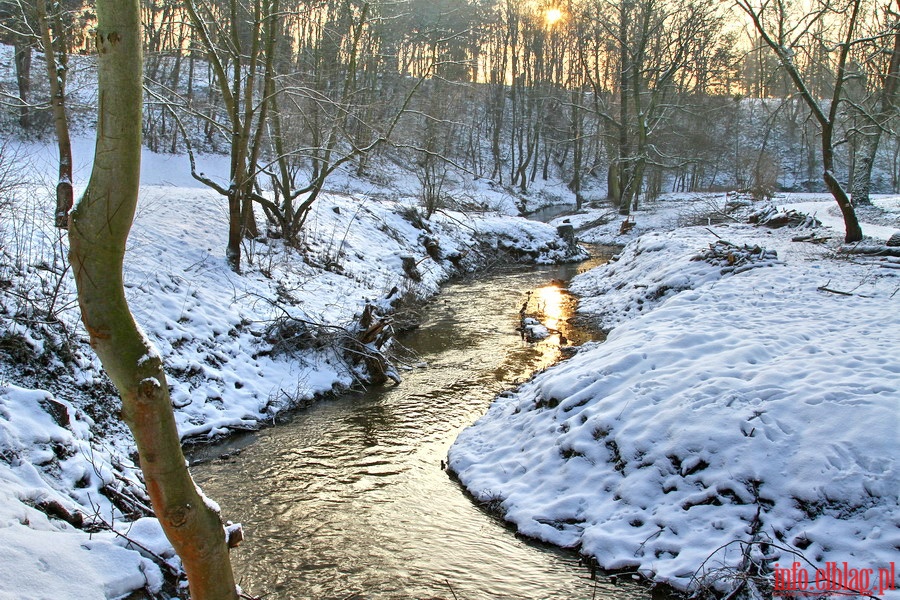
{"left": 191, "top": 251, "right": 654, "bottom": 600}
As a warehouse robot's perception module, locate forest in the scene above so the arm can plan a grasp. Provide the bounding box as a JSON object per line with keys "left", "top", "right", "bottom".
{"left": 2, "top": 0, "right": 899, "bottom": 257}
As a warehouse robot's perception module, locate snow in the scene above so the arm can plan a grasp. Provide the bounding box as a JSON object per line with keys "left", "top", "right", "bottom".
{"left": 450, "top": 195, "right": 900, "bottom": 596}
{"left": 3, "top": 131, "right": 898, "bottom": 596}
{"left": 0, "top": 128, "right": 582, "bottom": 599}
{"left": 0, "top": 384, "right": 166, "bottom": 599}
{"left": 0, "top": 523, "right": 160, "bottom": 600}
{"left": 521, "top": 317, "right": 551, "bottom": 341}
{"left": 780, "top": 193, "right": 900, "bottom": 241}
{"left": 115, "top": 182, "right": 581, "bottom": 439}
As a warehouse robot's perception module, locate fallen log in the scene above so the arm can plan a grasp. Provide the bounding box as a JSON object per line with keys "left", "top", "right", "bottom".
{"left": 350, "top": 304, "right": 400, "bottom": 385}
{"left": 838, "top": 245, "right": 900, "bottom": 257}
{"left": 791, "top": 234, "right": 830, "bottom": 244}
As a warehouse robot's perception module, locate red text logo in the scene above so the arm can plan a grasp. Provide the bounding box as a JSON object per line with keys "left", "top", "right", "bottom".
{"left": 773, "top": 561, "right": 897, "bottom": 597}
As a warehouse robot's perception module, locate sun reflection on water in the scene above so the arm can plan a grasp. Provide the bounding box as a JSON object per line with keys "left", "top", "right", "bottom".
{"left": 190, "top": 257, "right": 628, "bottom": 600}
{"left": 533, "top": 282, "right": 565, "bottom": 333}
{"left": 512, "top": 279, "right": 604, "bottom": 379}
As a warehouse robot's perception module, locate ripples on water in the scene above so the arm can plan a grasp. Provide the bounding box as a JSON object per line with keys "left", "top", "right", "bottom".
{"left": 192, "top": 254, "right": 656, "bottom": 600}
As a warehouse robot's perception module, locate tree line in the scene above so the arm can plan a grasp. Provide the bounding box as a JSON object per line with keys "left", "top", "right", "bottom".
{"left": 2, "top": 0, "right": 899, "bottom": 255}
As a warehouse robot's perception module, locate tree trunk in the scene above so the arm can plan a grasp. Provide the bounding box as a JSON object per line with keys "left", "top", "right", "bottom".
{"left": 822, "top": 123, "right": 863, "bottom": 243}
{"left": 738, "top": 0, "right": 863, "bottom": 243}
{"left": 850, "top": 131, "right": 879, "bottom": 206}
{"left": 68, "top": 2, "right": 239, "bottom": 598}
{"left": 13, "top": 42, "right": 31, "bottom": 129}
{"left": 616, "top": 0, "right": 632, "bottom": 215}
{"left": 850, "top": 23, "right": 900, "bottom": 206}
{"left": 607, "top": 162, "right": 621, "bottom": 205}
{"left": 490, "top": 84, "right": 504, "bottom": 183}
{"left": 569, "top": 89, "right": 584, "bottom": 210}
{"left": 36, "top": 0, "right": 74, "bottom": 229}
{"left": 824, "top": 168, "right": 863, "bottom": 242}
{"left": 226, "top": 189, "right": 243, "bottom": 272}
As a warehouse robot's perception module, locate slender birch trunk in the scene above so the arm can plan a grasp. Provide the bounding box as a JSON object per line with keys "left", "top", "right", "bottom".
{"left": 68, "top": 0, "right": 239, "bottom": 597}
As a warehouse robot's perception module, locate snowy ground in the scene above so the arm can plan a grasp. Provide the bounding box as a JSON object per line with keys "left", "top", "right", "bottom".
{"left": 0, "top": 135, "right": 583, "bottom": 599}
{"left": 449, "top": 194, "right": 900, "bottom": 598}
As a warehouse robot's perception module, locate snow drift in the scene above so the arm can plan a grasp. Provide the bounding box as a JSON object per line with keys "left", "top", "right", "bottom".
{"left": 450, "top": 217, "right": 900, "bottom": 596}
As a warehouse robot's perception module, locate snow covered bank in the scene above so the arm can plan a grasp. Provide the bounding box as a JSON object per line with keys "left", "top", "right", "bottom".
{"left": 0, "top": 383, "right": 178, "bottom": 599}
{"left": 450, "top": 204, "right": 900, "bottom": 597}
{"left": 0, "top": 141, "right": 582, "bottom": 598}
{"left": 123, "top": 185, "right": 582, "bottom": 439}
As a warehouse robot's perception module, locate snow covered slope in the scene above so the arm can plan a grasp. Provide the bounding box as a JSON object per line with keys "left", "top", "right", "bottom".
{"left": 450, "top": 205, "right": 900, "bottom": 597}
{"left": 0, "top": 141, "right": 581, "bottom": 598}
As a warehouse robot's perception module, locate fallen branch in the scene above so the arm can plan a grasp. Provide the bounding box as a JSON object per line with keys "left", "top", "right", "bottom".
{"left": 33, "top": 499, "right": 84, "bottom": 528}
{"left": 84, "top": 499, "right": 182, "bottom": 580}
{"left": 348, "top": 304, "right": 401, "bottom": 385}
{"left": 791, "top": 234, "right": 830, "bottom": 244}
{"left": 749, "top": 205, "right": 822, "bottom": 229}
{"left": 817, "top": 286, "right": 854, "bottom": 296}
{"left": 839, "top": 245, "right": 900, "bottom": 257}
{"left": 693, "top": 240, "right": 779, "bottom": 274}
{"left": 691, "top": 533, "right": 885, "bottom": 600}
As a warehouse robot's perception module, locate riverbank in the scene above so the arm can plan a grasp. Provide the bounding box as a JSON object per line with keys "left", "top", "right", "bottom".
{"left": 449, "top": 194, "right": 900, "bottom": 598}
{"left": 190, "top": 259, "right": 633, "bottom": 600}
{"left": 0, "top": 140, "right": 583, "bottom": 598}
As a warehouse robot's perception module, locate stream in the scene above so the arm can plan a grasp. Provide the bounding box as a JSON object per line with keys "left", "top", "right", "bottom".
{"left": 191, "top": 250, "right": 656, "bottom": 600}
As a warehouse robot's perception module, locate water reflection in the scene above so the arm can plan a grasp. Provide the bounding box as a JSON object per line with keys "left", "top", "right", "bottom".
{"left": 533, "top": 283, "right": 564, "bottom": 332}
{"left": 191, "top": 254, "right": 651, "bottom": 600}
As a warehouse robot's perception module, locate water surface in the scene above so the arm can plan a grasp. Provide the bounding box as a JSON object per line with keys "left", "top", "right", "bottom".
{"left": 192, "top": 254, "right": 652, "bottom": 600}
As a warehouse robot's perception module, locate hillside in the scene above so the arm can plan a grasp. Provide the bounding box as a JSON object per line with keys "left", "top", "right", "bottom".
{"left": 0, "top": 136, "right": 583, "bottom": 599}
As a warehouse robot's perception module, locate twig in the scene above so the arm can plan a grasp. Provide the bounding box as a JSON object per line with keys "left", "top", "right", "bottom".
{"left": 839, "top": 245, "right": 900, "bottom": 257}
{"left": 84, "top": 498, "right": 181, "bottom": 579}
{"left": 817, "top": 285, "right": 854, "bottom": 296}
{"left": 690, "top": 537, "right": 882, "bottom": 600}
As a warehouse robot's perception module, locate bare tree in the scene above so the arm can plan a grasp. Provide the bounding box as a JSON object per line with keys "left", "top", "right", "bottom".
{"left": 141, "top": 0, "right": 195, "bottom": 153}
{"left": 261, "top": 0, "right": 383, "bottom": 242}
{"left": 738, "top": 0, "right": 864, "bottom": 242}
{"left": 34, "top": 0, "right": 73, "bottom": 228}
{"left": 571, "top": 0, "right": 725, "bottom": 213}
{"left": 0, "top": 0, "right": 75, "bottom": 227}
{"left": 848, "top": 0, "right": 900, "bottom": 205}
{"left": 0, "top": 0, "right": 35, "bottom": 128}
{"left": 182, "top": 0, "right": 279, "bottom": 272}
{"left": 68, "top": 0, "right": 239, "bottom": 596}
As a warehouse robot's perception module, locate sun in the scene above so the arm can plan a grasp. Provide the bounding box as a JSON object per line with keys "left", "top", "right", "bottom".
{"left": 545, "top": 7, "right": 563, "bottom": 26}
